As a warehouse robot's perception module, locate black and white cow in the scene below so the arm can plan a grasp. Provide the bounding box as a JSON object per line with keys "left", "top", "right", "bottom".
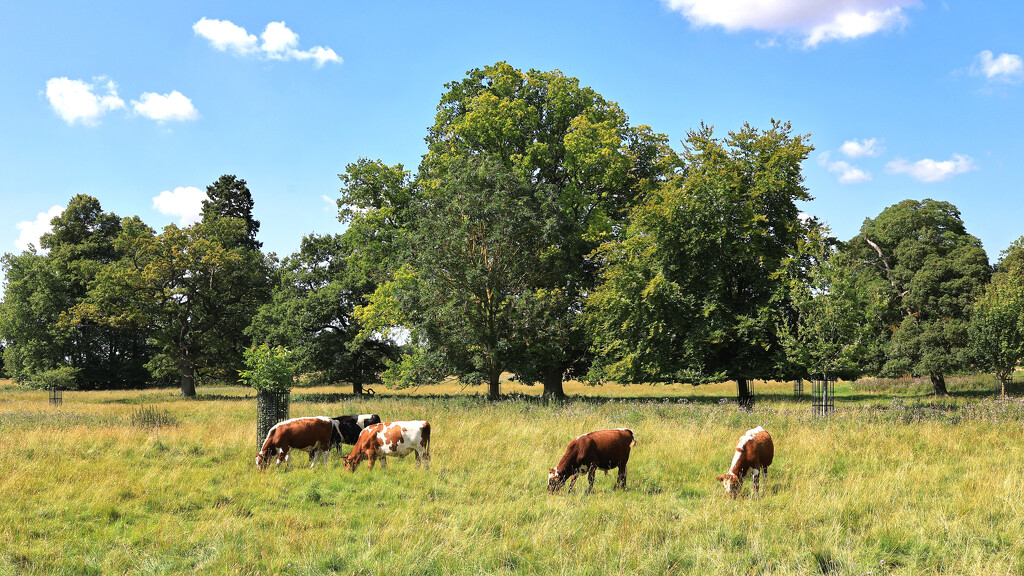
{"left": 330, "top": 414, "right": 382, "bottom": 455}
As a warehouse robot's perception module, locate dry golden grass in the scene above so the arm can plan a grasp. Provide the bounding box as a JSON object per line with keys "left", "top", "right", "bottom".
{"left": 1, "top": 377, "right": 1022, "bottom": 574}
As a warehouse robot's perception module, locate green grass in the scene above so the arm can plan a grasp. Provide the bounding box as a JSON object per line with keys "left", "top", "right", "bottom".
{"left": 1, "top": 378, "right": 1023, "bottom": 574}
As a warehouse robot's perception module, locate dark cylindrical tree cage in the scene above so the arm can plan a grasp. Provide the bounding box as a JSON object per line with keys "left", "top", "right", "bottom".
{"left": 48, "top": 388, "right": 63, "bottom": 406}
{"left": 256, "top": 390, "right": 290, "bottom": 449}
{"left": 811, "top": 378, "right": 835, "bottom": 416}
{"left": 794, "top": 378, "right": 804, "bottom": 396}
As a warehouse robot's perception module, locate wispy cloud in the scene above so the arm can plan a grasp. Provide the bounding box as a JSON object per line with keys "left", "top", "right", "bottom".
{"left": 44, "top": 77, "right": 125, "bottom": 126}
{"left": 971, "top": 50, "right": 1024, "bottom": 84}
{"left": 194, "top": 18, "right": 342, "bottom": 67}
{"left": 886, "top": 154, "right": 976, "bottom": 183}
{"left": 15, "top": 205, "right": 64, "bottom": 252}
{"left": 132, "top": 91, "right": 200, "bottom": 123}
{"left": 660, "top": 0, "right": 918, "bottom": 48}
{"left": 153, "top": 187, "right": 208, "bottom": 225}
{"left": 818, "top": 152, "right": 872, "bottom": 184}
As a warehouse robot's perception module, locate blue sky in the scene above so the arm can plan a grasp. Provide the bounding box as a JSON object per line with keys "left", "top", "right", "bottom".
{"left": 2, "top": 1, "right": 1022, "bottom": 287}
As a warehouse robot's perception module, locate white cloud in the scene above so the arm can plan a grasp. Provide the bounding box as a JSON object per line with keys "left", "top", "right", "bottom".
{"left": 194, "top": 18, "right": 342, "bottom": 67}
{"left": 15, "top": 205, "right": 64, "bottom": 252}
{"left": 885, "top": 154, "right": 976, "bottom": 183}
{"left": 45, "top": 77, "right": 125, "bottom": 126}
{"left": 660, "top": 0, "right": 917, "bottom": 48}
{"left": 972, "top": 50, "right": 1024, "bottom": 83}
{"left": 193, "top": 17, "right": 258, "bottom": 55}
{"left": 818, "top": 152, "right": 871, "bottom": 184}
{"left": 132, "top": 91, "right": 199, "bottom": 123}
{"left": 153, "top": 187, "right": 208, "bottom": 225}
{"left": 839, "top": 138, "right": 882, "bottom": 158}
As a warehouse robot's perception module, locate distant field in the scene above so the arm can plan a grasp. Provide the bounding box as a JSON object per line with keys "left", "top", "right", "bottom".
{"left": 1, "top": 377, "right": 1022, "bottom": 575}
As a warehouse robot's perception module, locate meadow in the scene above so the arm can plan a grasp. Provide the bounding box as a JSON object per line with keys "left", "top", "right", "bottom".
{"left": 1, "top": 377, "right": 1023, "bottom": 575}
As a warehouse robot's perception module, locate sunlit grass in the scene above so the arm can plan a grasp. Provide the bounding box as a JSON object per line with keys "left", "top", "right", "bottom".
{"left": 1, "top": 377, "right": 1022, "bottom": 574}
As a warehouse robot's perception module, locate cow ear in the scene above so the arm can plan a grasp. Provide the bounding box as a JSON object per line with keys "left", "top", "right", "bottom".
{"left": 715, "top": 475, "right": 725, "bottom": 481}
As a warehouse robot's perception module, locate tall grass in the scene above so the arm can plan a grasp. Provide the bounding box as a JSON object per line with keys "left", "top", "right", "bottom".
{"left": 0, "top": 380, "right": 1022, "bottom": 574}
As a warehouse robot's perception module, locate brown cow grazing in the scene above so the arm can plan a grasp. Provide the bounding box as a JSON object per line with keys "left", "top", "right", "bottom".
{"left": 343, "top": 421, "right": 430, "bottom": 472}
{"left": 716, "top": 426, "right": 774, "bottom": 498}
{"left": 547, "top": 428, "right": 635, "bottom": 494}
{"left": 256, "top": 417, "right": 334, "bottom": 471}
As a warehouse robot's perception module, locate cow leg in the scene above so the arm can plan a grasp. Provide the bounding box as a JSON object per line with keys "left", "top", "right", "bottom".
{"left": 379, "top": 455, "right": 387, "bottom": 469}
{"left": 423, "top": 447, "right": 430, "bottom": 471}
{"left": 567, "top": 475, "right": 579, "bottom": 494}
{"left": 587, "top": 467, "right": 597, "bottom": 494}
{"left": 414, "top": 451, "right": 422, "bottom": 468}
{"left": 615, "top": 465, "right": 627, "bottom": 490}
{"left": 752, "top": 468, "right": 761, "bottom": 496}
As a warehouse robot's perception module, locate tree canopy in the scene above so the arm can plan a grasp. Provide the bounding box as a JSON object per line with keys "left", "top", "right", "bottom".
{"left": 841, "top": 199, "right": 991, "bottom": 395}
{"left": 584, "top": 121, "right": 814, "bottom": 402}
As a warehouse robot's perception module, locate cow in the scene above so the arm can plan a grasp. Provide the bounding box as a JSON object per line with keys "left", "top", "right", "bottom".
{"left": 256, "top": 416, "right": 334, "bottom": 471}
{"left": 343, "top": 421, "right": 431, "bottom": 472}
{"left": 716, "top": 426, "right": 774, "bottom": 498}
{"left": 547, "top": 428, "right": 635, "bottom": 494}
{"left": 329, "top": 413, "right": 382, "bottom": 455}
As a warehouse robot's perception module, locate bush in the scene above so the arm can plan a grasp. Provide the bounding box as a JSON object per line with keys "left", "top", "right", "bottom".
{"left": 238, "top": 344, "right": 295, "bottom": 394}
{"left": 27, "top": 366, "right": 80, "bottom": 391}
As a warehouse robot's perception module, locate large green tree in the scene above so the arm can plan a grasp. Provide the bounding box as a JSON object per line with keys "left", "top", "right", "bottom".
{"left": 584, "top": 121, "right": 814, "bottom": 404}
{"left": 969, "top": 237, "right": 1024, "bottom": 394}
{"left": 356, "top": 153, "right": 556, "bottom": 399}
{"left": 72, "top": 217, "right": 272, "bottom": 396}
{"left": 247, "top": 233, "right": 398, "bottom": 394}
{"left": 0, "top": 195, "right": 149, "bottom": 388}
{"left": 357, "top": 62, "right": 676, "bottom": 398}
{"left": 843, "top": 199, "right": 990, "bottom": 395}
{"left": 202, "top": 175, "right": 262, "bottom": 251}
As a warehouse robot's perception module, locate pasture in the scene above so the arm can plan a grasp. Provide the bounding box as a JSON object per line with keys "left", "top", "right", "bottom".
{"left": 2, "top": 378, "right": 1023, "bottom": 575}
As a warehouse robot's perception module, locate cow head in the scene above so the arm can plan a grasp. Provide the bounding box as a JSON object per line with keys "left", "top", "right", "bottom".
{"left": 343, "top": 452, "right": 362, "bottom": 473}
{"left": 255, "top": 451, "right": 269, "bottom": 472}
{"left": 547, "top": 468, "right": 565, "bottom": 494}
{"left": 716, "top": 472, "right": 742, "bottom": 498}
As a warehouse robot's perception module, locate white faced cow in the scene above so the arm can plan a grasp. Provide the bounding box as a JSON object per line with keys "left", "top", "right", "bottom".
{"left": 256, "top": 417, "right": 334, "bottom": 471}
{"left": 343, "top": 421, "right": 430, "bottom": 472}
{"left": 547, "top": 428, "right": 635, "bottom": 494}
{"left": 716, "top": 426, "right": 774, "bottom": 498}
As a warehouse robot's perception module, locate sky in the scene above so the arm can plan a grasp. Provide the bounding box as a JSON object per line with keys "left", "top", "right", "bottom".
{"left": 2, "top": 1, "right": 1022, "bottom": 291}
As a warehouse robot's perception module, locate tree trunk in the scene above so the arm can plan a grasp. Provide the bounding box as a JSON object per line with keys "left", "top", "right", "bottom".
{"left": 737, "top": 378, "right": 754, "bottom": 410}
{"left": 352, "top": 380, "right": 363, "bottom": 395}
{"left": 179, "top": 350, "right": 196, "bottom": 397}
{"left": 488, "top": 367, "right": 501, "bottom": 401}
{"left": 541, "top": 366, "right": 567, "bottom": 400}
{"left": 930, "top": 373, "right": 948, "bottom": 396}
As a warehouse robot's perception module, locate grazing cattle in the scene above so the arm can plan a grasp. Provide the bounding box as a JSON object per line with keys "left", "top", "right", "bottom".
{"left": 344, "top": 421, "right": 431, "bottom": 472}
{"left": 329, "top": 413, "right": 382, "bottom": 454}
{"left": 716, "top": 426, "right": 774, "bottom": 498}
{"left": 256, "top": 416, "right": 334, "bottom": 471}
{"left": 547, "top": 428, "right": 635, "bottom": 494}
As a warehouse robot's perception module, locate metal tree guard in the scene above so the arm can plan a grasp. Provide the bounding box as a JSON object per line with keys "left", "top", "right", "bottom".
{"left": 256, "top": 390, "right": 290, "bottom": 448}
{"left": 794, "top": 378, "right": 804, "bottom": 396}
{"left": 48, "top": 387, "right": 63, "bottom": 406}
{"left": 811, "top": 377, "right": 835, "bottom": 416}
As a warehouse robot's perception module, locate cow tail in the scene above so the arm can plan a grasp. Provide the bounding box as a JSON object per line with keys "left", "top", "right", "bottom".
{"left": 628, "top": 429, "right": 636, "bottom": 447}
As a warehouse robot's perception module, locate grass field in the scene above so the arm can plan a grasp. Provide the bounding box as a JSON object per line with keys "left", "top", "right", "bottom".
{"left": 2, "top": 377, "right": 1023, "bottom": 575}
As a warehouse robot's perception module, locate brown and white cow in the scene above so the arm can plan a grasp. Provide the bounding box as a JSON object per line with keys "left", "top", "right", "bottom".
{"left": 716, "top": 426, "right": 774, "bottom": 498}
{"left": 547, "top": 428, "right": 635, "bottom": 494}
{"left": 343, "top": 421, "right": 431, "bottom": 472}
{"left": 256, "top": 416, "right": 334, "bottom": 471}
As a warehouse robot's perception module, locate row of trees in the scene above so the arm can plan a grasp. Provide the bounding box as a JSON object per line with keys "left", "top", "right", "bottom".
{"left": 2, "top": 61, "right": 1023, "bottom": 400}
